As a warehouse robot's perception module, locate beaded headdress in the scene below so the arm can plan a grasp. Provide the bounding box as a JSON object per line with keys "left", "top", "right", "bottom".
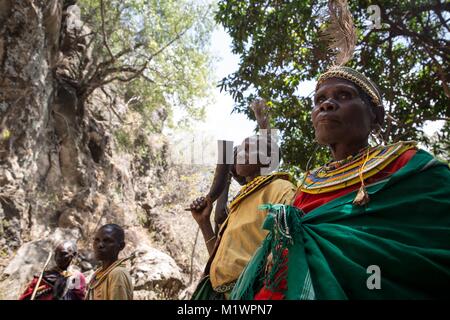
{"left": 317, "top": 66, "right": 382, "bottom": 107}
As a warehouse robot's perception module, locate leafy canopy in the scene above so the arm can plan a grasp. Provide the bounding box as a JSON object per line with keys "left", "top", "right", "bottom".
{"left": 78, "top": 0, "right": 215, "bottom": 132}
{"left": 216, "top": 0, "right": 450, "bottom": 172}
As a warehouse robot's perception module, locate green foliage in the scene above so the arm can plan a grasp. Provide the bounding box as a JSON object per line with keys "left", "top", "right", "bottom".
{"left": 114, "top": 128, "right": 133, "bottom": 152}
{"left": 78, "top": 0, "right": 215, "bottom": 130}
{"left": 216, "top": 0, "right": 450, "bottom": 169}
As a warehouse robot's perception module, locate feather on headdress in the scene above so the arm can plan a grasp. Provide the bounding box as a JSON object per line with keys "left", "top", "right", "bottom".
{"left": 317, "top": 0, "right": 382, "bottom": 108}
{"left": 321, "top": 0, "right": 357, "bottom": 66}
{"left": 316, "top": 1, "right": 384, "bottom": 207}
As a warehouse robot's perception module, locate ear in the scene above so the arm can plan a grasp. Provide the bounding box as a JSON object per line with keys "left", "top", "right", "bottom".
{"left": 371, "top": 105, "right": 385, "bottom": 129}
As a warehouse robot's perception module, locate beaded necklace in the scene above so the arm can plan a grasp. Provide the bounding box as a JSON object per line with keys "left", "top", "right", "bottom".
{"left": 320, "top": 145, "right": 371, "bottom": 172}
{"left": 300, "top": 141, "right": 417, "bottom": 194}
{"left": 86, "top": 258, "right": 127, "bottom": 295}
{"left": 228, "top": 172, "right": 292, "bottom": 211}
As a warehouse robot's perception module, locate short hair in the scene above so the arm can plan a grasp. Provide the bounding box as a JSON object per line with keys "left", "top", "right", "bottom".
{"left": 55, "top": 241, "right": 77, "bottom": 254}
{"left": 99, "top": 223, "right": 125, "bottom": 243}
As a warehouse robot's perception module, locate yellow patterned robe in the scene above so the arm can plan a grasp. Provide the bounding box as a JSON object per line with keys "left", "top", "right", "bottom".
{"left": 209, "top": 174, "right": 296, "bottom": 292}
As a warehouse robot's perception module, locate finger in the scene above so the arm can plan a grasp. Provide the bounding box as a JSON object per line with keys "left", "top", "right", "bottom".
{"left": 197, "top": 202, "right": 205, "bottom": 209}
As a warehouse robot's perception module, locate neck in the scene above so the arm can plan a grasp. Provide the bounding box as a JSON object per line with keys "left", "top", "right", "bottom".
{"left": 329, "top": 141, "right": 369, "bottom": 161}
{"left": 101, "top": 257, "right": 119, "bottom": 270}
{"left": 245, "top": 172, "right": 260, "bottom": 183}
{"left": 55, "top": 266, "right": 69, "bottom": 272}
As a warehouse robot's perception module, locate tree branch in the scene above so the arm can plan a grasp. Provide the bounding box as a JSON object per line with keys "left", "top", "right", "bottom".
{"left": 100, "top": 0, "right": 114, "bottom": 60}
{"left": 436, "top": 10, "right": 450, "bottom": 33}
{"left": 148, "top": 25, "right": 192, "bottom": 60}
{"left": 382, "top": 12, "right": 450, "bottom": 57}
{"left": 423, "top": 45, "right": 450, "bottom": 98}
{"left": 100, "top": 86, "right": 127, "bottom": 124}
{"left": 79, "top": 7, "right": 200, "bottom": 103}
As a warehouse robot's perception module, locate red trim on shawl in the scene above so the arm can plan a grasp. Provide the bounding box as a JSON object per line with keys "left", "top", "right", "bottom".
{"left": 254, "top": 149, "right": 416, "bottom": 300}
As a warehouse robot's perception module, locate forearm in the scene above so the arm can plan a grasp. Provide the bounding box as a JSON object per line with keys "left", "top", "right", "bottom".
{"left": 197, "top": 220, "right": 216, "bottom": 256}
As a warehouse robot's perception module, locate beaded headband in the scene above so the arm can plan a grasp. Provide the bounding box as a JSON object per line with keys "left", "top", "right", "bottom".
{"left": 316, "top": 66, "right": 383, "bottom": 108}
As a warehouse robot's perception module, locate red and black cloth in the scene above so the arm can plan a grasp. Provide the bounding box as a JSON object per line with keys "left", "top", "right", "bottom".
{"left": 19, "top": 270, "right": 86, "bottom": 300}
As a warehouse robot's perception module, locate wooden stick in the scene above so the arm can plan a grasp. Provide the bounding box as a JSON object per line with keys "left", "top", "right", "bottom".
{"left": 30, "top": 251, "right": 53, "bottom": 300}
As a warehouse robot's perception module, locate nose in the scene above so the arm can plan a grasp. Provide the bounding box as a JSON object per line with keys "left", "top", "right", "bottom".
{"left": 319, "top": 98, "right": 338, "bottom": 112}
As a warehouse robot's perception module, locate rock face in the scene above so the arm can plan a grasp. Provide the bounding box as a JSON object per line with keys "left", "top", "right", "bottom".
{"left": 0, "top": 1, "right": 212, "bottom": 300}
{"left": 130, "top": 245, "right": 184, "bottom": 300}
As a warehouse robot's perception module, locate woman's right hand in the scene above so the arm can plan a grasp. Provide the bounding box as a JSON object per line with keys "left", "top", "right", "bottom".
{"left": 250, "top": 98, "right": 270, "bottom": 130}
{"left": 189, "top": 196, "right": 213, "bottom": 225}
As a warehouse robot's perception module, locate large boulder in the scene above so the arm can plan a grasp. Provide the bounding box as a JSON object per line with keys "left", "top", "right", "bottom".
{"left": 130, "top": 245, "right": 184, "bottom": 300}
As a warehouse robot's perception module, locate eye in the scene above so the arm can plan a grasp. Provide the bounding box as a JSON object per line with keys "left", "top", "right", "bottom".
{"left": 338, "top": 91, "right": 351, "bottom": 100}
{"left": 315, "top": 96, "right": 325, "bottom": 105}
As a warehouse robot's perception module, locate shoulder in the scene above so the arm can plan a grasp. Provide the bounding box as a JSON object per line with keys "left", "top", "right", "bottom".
{"left": 265, "top": 175, "right": 296, "bottom": 191}
{"left": 109, "top": 266, "right": 132, "bottom": 281}
{"left": 264, "top": 177, "right": 297, "bottom": 196}
{"left": 23, "top": 276, "right": 40, "bottom": 289}
{"left": 110, "top": 265, "right": 130, "bottom": 276}
{"left": 108, "top": 266, "right": 133, "bottom": 292}
{"left": 262, "top": 174, "right": 297, "bottom": 203}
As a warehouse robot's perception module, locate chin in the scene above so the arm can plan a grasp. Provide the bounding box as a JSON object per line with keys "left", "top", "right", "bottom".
{"left": 235, "top": 165, "right": 250, "bottom": 177}
{"left": 315, "top": 135, "right": 336, "bottom": 146}
{"left": 315, "top": 127, "right": 344, "bottom": 145}
{"left": 58, "top": 262, "right": 71, "bottom": 270}
{"left": 94, "top": 253, "right": 104, "bottom": 262}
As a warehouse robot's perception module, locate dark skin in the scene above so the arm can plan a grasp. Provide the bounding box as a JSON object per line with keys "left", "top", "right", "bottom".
{"left": 93, "top": 227, "right": 125, "bottom": 270}
{"left": 235, "top": 137, "right": 267, "bottom": 182}
{"left": 54, "top": 242, "right": 77, "bottom": 271}
{"left": 190, "top": 100, "right": 271, "bottom": 255}
{"left": 42, "top": 242, "right": 77, "bottom": 299}
{"left": 190, "top": 138, "right": 267, "bottom": 255}
{"left": 313, "top": 78, "right": 384, "bottom": 160}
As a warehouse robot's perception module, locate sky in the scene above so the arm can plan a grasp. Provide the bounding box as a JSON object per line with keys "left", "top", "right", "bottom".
{"left": 178, "top": 25, "right": 316, "bottom": 146}
{"left": 195, "top": 26, "right": 255, "bottom": 145}
{"left": 167, "top": 23, "right": 444, "bottom": 163}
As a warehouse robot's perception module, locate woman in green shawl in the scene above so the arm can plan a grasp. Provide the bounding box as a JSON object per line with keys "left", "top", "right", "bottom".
{"left": 230, "top": 66, "right": 450, "bottom": 300}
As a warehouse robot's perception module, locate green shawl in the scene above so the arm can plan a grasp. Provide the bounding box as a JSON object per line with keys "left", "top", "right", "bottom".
{"left": 230, "top": 150, "right": 450, "bottom": 299}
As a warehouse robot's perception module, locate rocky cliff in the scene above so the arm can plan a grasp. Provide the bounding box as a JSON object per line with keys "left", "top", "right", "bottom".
{"left": 0, "top": 0, "right": 219, "bottom": 299}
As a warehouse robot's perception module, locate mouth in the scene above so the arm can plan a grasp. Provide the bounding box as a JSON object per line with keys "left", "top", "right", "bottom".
{"left": 317, "top": 116, "right": 341, "bottom": 125}
{"left": 95, "top": 249, "right": 107, "bottom": 257}
{"left": 318, "top": 119, "right": 339, "bottom": 125}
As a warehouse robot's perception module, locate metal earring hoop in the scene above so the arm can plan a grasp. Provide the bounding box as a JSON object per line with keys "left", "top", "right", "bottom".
{"left": 371, "top": 124, "right": 386, "bottom": 146}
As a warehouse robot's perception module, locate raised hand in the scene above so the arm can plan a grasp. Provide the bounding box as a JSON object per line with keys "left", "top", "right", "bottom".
{"left": 250, "top": 98, "right": 270, "bottom": 130}
{"left": 189, "top": 196, "right": 216, "bottom": 255}
{"left": 189, "top": 196, "right": 213, "bottom": 225}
